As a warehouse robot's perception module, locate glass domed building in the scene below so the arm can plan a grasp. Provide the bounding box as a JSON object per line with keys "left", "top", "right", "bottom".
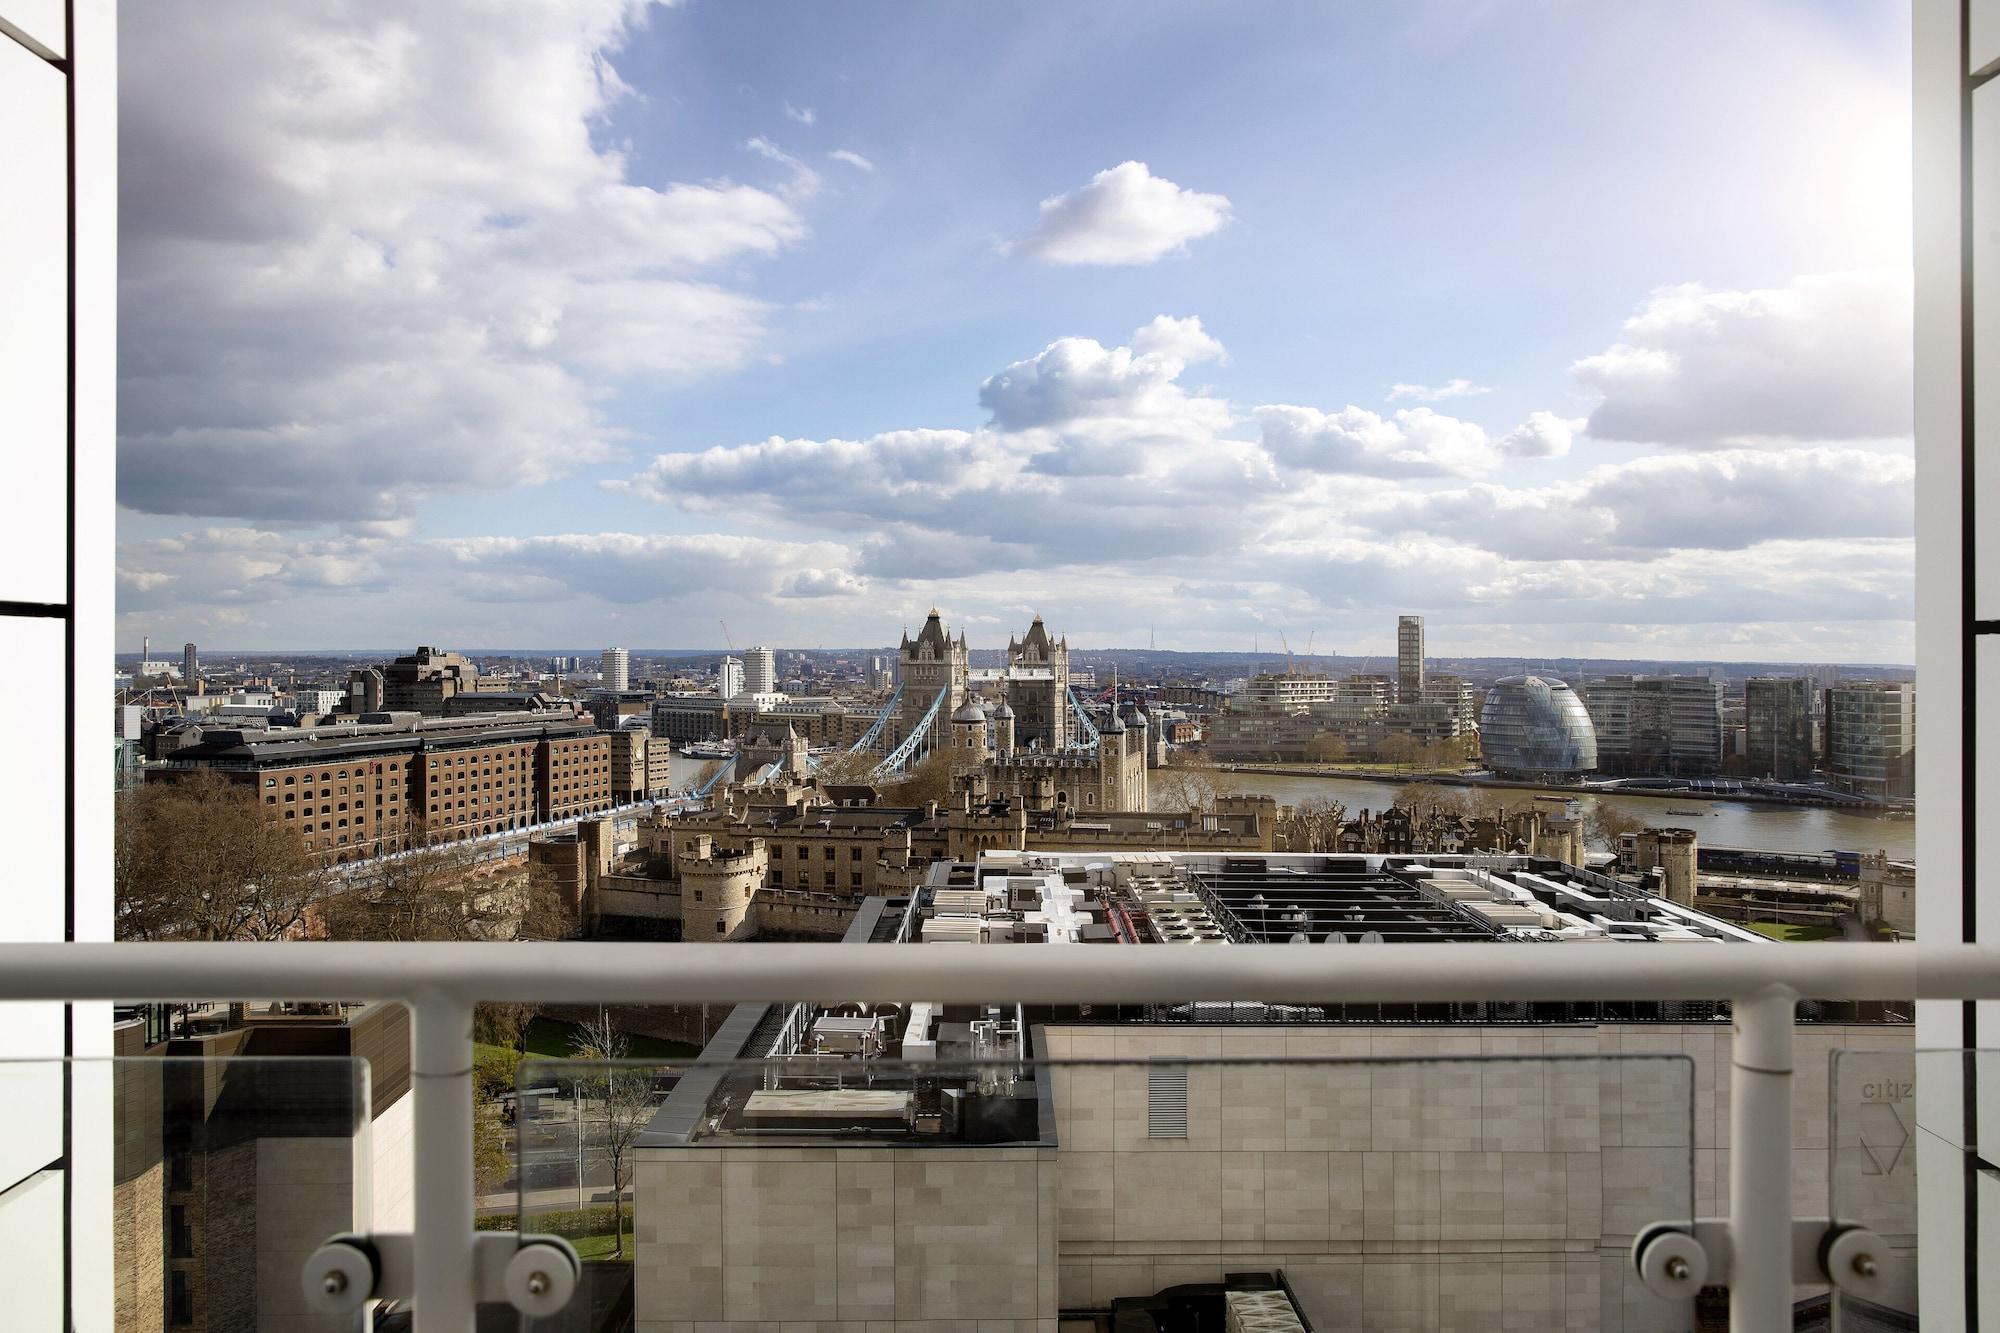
{"left": 1479, "top": 675, "right": 1598, "bottom": 780}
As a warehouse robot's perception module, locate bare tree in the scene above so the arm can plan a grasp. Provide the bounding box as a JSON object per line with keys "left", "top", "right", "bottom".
{"left": 1304, "top": 732, "right": 1350, "bottom": 765}
{"left": 116, "top": 770, "right": 329, "bottom": 940}
{"left": 1378, "top": 734, "right": 1425, "bottom": 769}
{"left": 317, "top": 818, "right": 571, "bottom": 942}
{"left": 318, "top": 825, "right": 488, "bottom": 940}
{"left": 1584, "top": 802, "right": 1647, "bottom": 853}
{"left": 570, "top": 1011, "right": 656, "bottom": 1258}
{"left": 875, "top": 748, "right": 958, "bottom": 807}
{"left": 1277, "top": 796, "right": 1349, "bottom": 852}
{"left": 1393, "top": 780, "right": 1462, "bottom": 816}
{"left": 1151, "top": 754, "right": 1236, "bottom": 814}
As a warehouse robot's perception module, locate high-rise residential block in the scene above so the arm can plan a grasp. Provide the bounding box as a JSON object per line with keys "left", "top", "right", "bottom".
{"left": 1396, "top": 614, "right": 1424, "bottom": 702}
{"left": 717, "top": 655, "right": 744, "bottom": 699}
{"left": 1744, "top": 677, "right": 1816, "bottom": 780}
{"left": 1825, "top": 681, "right": 1915, "bottom": 801}
{"left": 181, "top": 641, "right": 198, "bottom": 687}
{"left": 743, "top": 645, "right": 776, "bottom": 695}
{"left": 601, "top": 646, "right": 630, "bottom": 692}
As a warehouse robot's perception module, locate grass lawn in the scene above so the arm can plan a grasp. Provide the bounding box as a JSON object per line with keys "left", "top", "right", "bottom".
{"left": 477, "top": 1016, "right": 699, "bottom": 1068}
{"left": 567, "top": 1231, "right": 632, "bottom": 1262}
{"left": 1742, "top": 921, "right": 1840, "bottom": 942}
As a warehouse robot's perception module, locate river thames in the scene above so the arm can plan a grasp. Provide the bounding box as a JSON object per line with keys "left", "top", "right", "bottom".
{"left": 1191, "top": 771, "right": 1915, "bottom": 861}
{"left": 673, "top": 755, "right": 1915, "bottom": 861}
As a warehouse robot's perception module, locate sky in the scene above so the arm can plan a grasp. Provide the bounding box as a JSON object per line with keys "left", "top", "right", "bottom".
{"left": 114, "top": 0, "right": 1918, "bottom": 662}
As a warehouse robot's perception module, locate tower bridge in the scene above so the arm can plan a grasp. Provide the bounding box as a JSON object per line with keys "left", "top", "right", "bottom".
{"left": 828, "top": 609, "right": 1109, "bottom": 781}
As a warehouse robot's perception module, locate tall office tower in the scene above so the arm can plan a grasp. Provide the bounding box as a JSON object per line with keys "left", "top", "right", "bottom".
{"left": 718, "top": 655, "right": 744, "bottom": 699}
{"left": 1744, "top": 677, "right": 1815, "bottom": 780}
{"left": 1396, "top": 615, "right": 1424, "bottom": 703}
{"left": 743, "top": 646, "right": 776, "bottom": 695}
{"left": 601, "top": 646, "right": 630, "bottom": 692}
{"left": 1824, "top": 681, "right": 1916, "bottom": 800}
{"left": 182, "top": 641, "right": 198, "bottom": 686}
{"left": 1582, "top": 675, "right": 1724, "bottom": 777}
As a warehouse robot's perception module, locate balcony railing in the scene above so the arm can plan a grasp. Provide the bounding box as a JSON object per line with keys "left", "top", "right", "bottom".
{"left": 3, "top": 939, "right": 1995, "bottom": 1331}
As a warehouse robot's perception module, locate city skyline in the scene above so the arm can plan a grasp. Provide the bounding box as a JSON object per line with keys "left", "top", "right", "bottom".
{"left": 115, "top": 1, "right": 1915, "bottom": 661}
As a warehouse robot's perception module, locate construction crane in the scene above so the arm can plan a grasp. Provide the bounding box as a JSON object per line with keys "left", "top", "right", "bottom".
{"left": 1278, "top": 630, "right": 1294, "bottom": 677}
{"left": 719, "top": 620, "right": 735, "bottom": 652}
{"left": 1305, "top": 631, "right": 1316, "bottom": 673}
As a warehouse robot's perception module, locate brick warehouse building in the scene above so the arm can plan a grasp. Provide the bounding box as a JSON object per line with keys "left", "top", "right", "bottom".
{"left": 158, "top": 711, "right": 613, "bottom": 861}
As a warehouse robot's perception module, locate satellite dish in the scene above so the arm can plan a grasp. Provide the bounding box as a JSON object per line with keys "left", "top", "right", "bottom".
{"left": 1358, "top": 930, "right": 1386, "bottom": 944}
{"left": 1323, "top": 932, "right": 1347, "bottom": 944}
{"left": 1287, "top": 932, "right": 1309, "bottom": 944}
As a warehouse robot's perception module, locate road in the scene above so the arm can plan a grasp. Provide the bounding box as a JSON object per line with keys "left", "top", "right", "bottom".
{"left": 485, "top": 1097, "right": 625, "bottom": 1214}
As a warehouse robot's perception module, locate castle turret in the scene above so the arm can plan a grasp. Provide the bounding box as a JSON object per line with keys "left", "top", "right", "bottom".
{"left": 991, "top": 699, "right": 1016, "bottom": 755}
{"left": 950, "top": 698, "right": 988, "bottom": 758}
{"left": 677, "top": 834, "right": 768, "bottom": 941}
{"left": 1632, "top": 827, "right": 1698, "bottom": 907}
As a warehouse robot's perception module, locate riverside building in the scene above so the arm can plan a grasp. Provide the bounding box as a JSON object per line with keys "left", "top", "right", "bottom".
{"left": 157, "top": 710, "right": 613, "bottom": 859}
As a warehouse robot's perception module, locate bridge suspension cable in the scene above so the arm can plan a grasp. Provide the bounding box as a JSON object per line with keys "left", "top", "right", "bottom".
{"left": 845, "top": 682, "right": 904, "bottom": 756}
{"left": 690, "top": 752, "right": 738, "bottom": 799}
{"left": 1066, "top": 685, "right": 1101, "bottom": 749}
{"left": 871, "top": 686, "right": 949, "bottom": 778}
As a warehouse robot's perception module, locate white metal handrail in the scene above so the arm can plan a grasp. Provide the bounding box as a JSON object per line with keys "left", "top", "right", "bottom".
{"left": 7, "top": 940, "right": 1997, "bottom": 1331}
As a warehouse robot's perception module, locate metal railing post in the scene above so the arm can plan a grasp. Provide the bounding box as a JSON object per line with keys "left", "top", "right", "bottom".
{"left": 410, "top": 988, "right": 476, "bottom": 1331}
{"left": 1729, "top": 987, "right": 1795, "bottom": 1332}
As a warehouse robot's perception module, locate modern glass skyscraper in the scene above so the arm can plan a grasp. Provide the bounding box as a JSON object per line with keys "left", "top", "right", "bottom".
{"left": 1582, "top": 675, "right": 1724, "bottom": 778}
{"left": 1825, "top": 681, "right": 1915, "bottom": 800}
{"left": 1744, "top": 677, "right": 1816, "bottom": 780}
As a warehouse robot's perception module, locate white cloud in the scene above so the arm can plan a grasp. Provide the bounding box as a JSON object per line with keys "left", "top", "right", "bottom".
{"left": 978, "top": 316, "right": 1228, "bottom": 432}
{"left": 829, "top": 148, "right": 875, "bottom": 172}
{"left": 1572, "top": 270, "right": 1913, "bottom": 445}
{"left": 744, "top": 135, "right": 823, "bottom": 201}
{"left": 118, "top": 0, "right": 807, "bottom": 524}
{"left": 1012, "top": 161, "right": 1232, "bottom": 265}
{"left": 118, "top": 528, "right": 864, "bottom": 620}
{"left": 1497, "top": 411, "right": 1584, "bottom": 459}
{"left": 1387, "top": 379, "right": 1491, "bottom": 403}
{"left": 1354, "top": 447, "right": 1914, "bottom": 560}
{"left": 784, "top": 102, "right": 817, "bottom": 126}
{"left": 1256, "top": 404, "right": 1503, "bottom": 478}
{"left": 612, "top": 317, "right": 1274, "bottom": 572}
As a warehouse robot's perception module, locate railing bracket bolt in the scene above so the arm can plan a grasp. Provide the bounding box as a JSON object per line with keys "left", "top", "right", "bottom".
{"left": 321, "top": 1272, "right": 347, "bottom": 1296}
{"left": 527, "top": 1272, "right": 549, "bottom": 1296}
{"left": 1665, "top": 1257, "right": 1689, "bottom": 1282}
{"left": 1853, "top": 1254, "right": 1877, "bottom": 1278}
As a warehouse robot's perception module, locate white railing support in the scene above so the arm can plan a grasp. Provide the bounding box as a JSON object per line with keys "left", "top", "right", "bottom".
{"left": 1730, "top": 986, "right": 1796, "bottom": 1333}
{"left": 410, "top": 988, "right": 477, "bottom": 1332}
